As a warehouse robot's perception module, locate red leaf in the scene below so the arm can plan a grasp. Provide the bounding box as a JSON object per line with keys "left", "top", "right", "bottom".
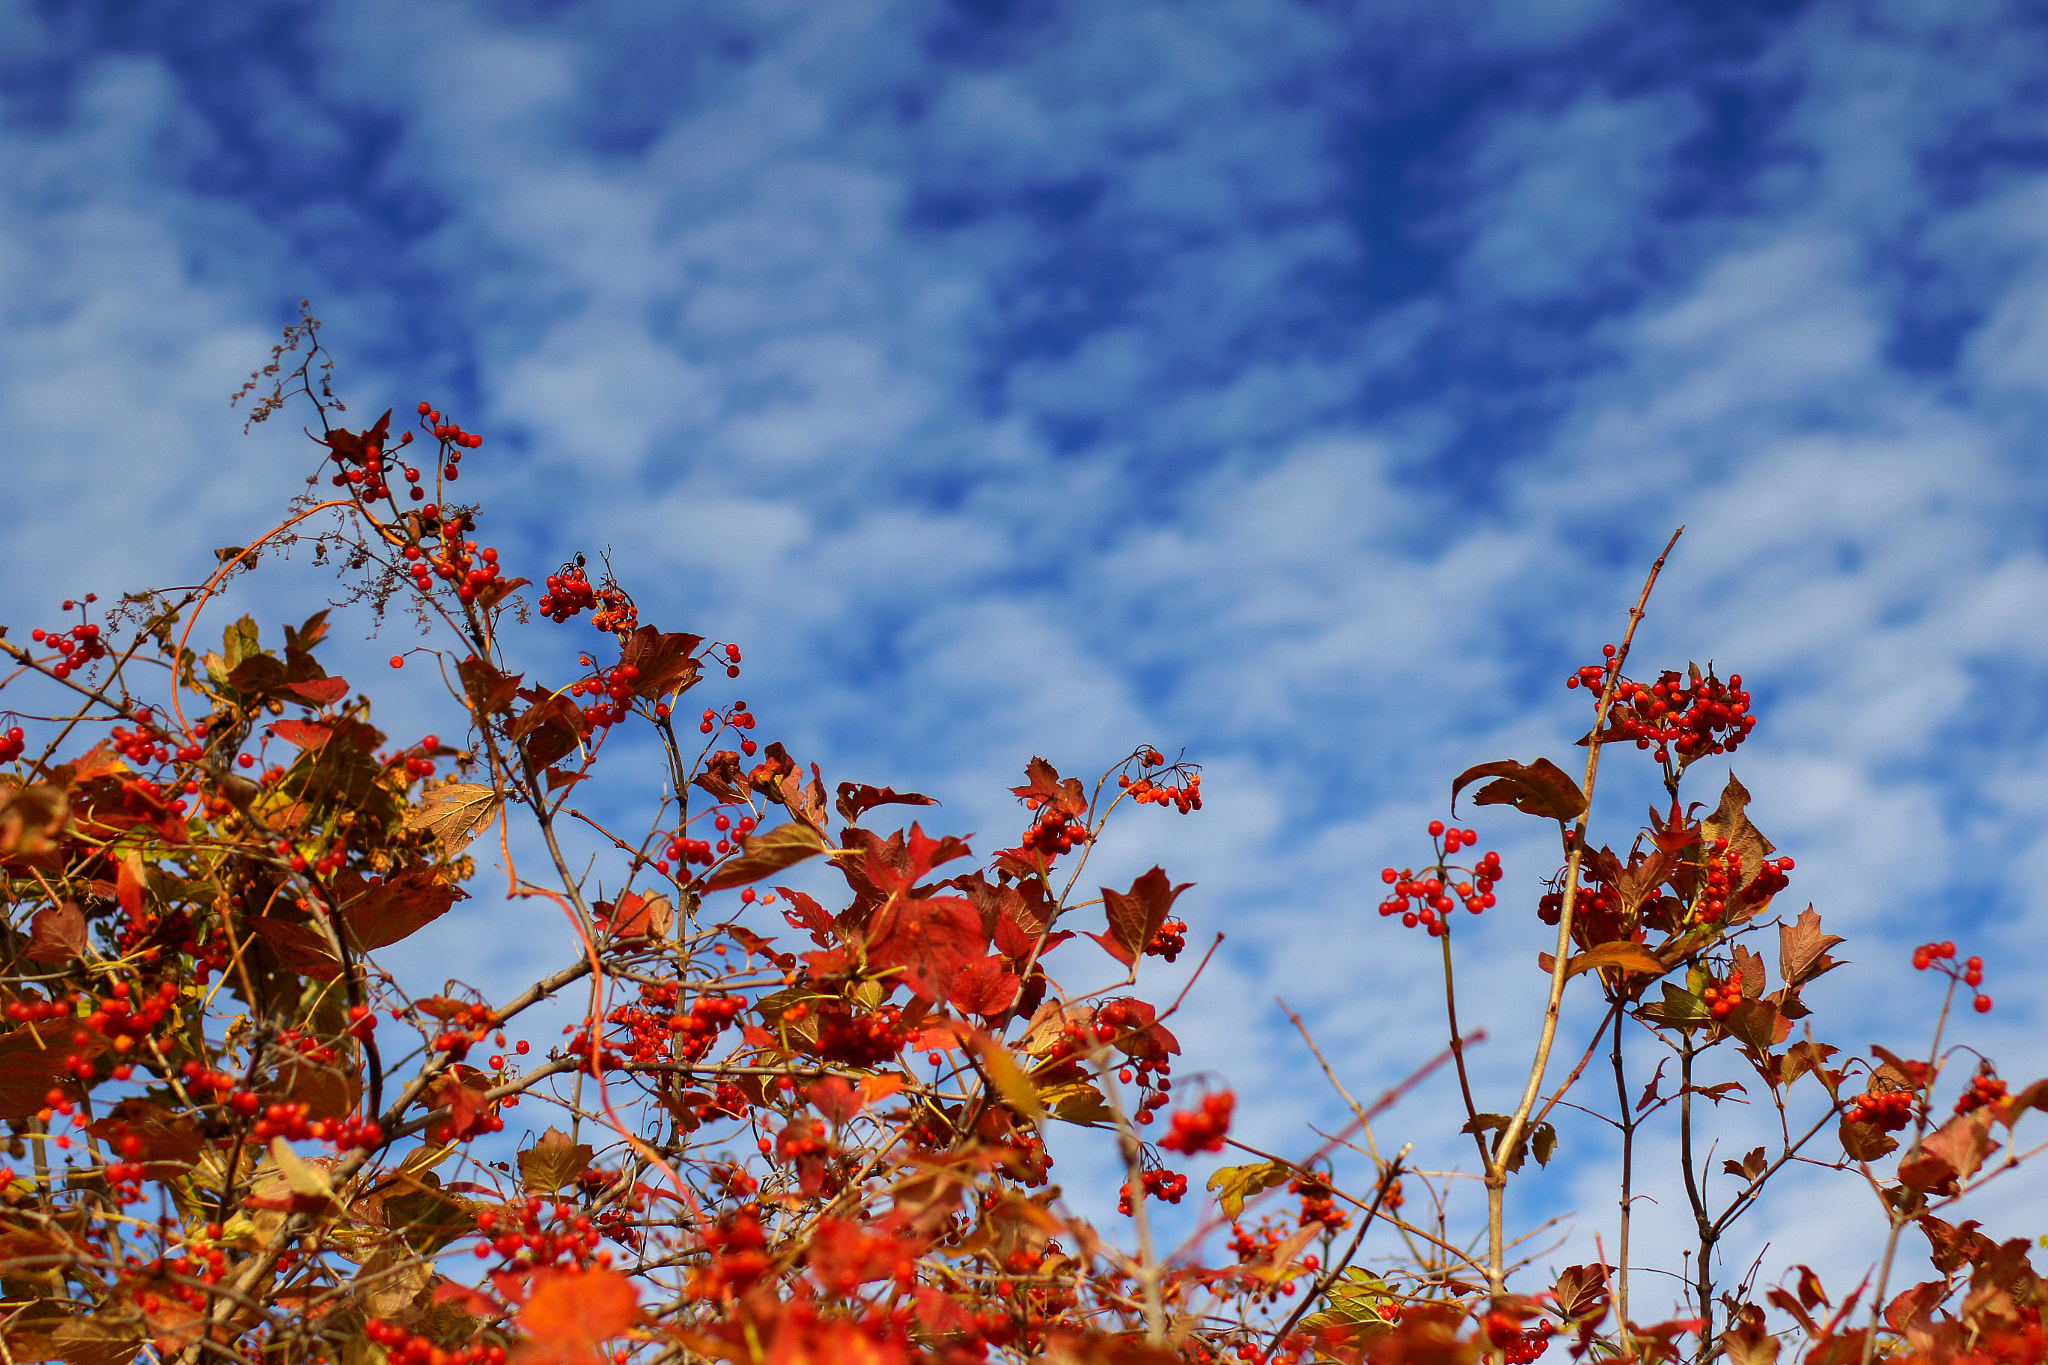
{"left": 518, "top": 1267, "right": 638, "bottom": 1363}
{"left": 1009, "top": 757, "right": 1088, "bottom": 819}
{"left": 948, "top": 955, "right": 1022, "bottom": 1017}
{"left": 269, "top": 719, "right": 333, "bottom": 749}
{"left": 1451, "top": 757, "right": 1587, "bottom": 826}
{"left": 865, "top": 894, "right": 985, "bottom": 1002}
{"left": 284, "top": 677, "right": 349, "bottom": 706}
{"left": 341, "top": 866, "right": 468, "bottom": 951}
{"left": 807, "top": 1077, "right": 860, "bottom": 1126}
{"left": 1098, "top": 867, "right": 1191, "bottom": 967}
{"left": 836, "top": 782, "right": 938, "bottom": 825}
{"left": 860, "top": 822, "right": 973, "bottom": 899}
{"left": 245, "top": 915, "right": 343, "bottom": 982}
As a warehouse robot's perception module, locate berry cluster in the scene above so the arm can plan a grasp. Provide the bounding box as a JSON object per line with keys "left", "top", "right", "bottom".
{"left": 606, "top": 986, "right": 744, "bottom": 1067}
{"left": 1911, "top": 942, "right": 1991, "bottom": 1013}
{"left": 1483, "top": 1315, "right": 1553, "bottom": 1365}
{"left": 1023, "top": 807, "right": 1089, "bottom": 857}
{"left": 1689, "top": 838, "right": 1794, "bottom": 926}
{"left": 1955, "top": 1069, "right": 2008, "bottom": 1116}
{"left": 572, "top": 663, "right": 641, "bottom": 729}
{"left": 29, "top": 601, "right": 108, "bottom": 679}
{"left": 591, "top": 580, "right": 637, "bottom": 636}
{"left": 365, "top": 1320, "right": 507, "bottom": 1365}
{"left": 1119, "top": 753, "right": 1203, "bottom": 812}
{"left": 401, "top": 529, "right": 502, "bottom": 605}
{"left": 1845, "top": 1089, "right": 1919, "bottom": 1132}
{"left": 1569, "top": 653, "right": 1757, "bottom": 767}
{"left": 1144, "top": 917, "right": 1187, "bottom": 962}
{"left": 1700, "top": 976, "right": 1742, "bottom": 1020}
{"left": 1378, "top": 823, "right": 1501, "bottom": 933}
{"left": 388, "top": 735, "right": 439, "bottom": 781}
{"left": 1158, "top": 1091, "right": 1234, "bottom": 1155}
{"left": 539, "top": 560, "right": 598, "bottom": 621}
{"left": 0, "top": 725, "right": 23, "bottom": 762}
{"left": 1118, "top": 1167, "right": 1188, "bottom": 1214}
{"left": 722, "top": 642, "right": 742, "bottom": 678}
{"left": 1053, "top": 1000, "right": 1177, "bottom": 1125}
{"left": 473, "top": 1198, "right": 620, "bottom": 1274}
{"left": 1290, "top": 1172, "right": 1348, "bottom": 1230}
{"left": 660, "top": 811, "right": 757, "bottom": 875}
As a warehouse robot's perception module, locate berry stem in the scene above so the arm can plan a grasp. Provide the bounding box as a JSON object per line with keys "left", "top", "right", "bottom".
{"left": 1484, "top": 526, "right": 1682, "bottom": 1303}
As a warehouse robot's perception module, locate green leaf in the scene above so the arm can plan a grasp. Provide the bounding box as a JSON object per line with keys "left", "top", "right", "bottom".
{"left": 1206, "top": 1160, "right": 1293, "bottom": 1221}
{"left": 1638, "top": 982, "right": 1712, "bottom": 1032}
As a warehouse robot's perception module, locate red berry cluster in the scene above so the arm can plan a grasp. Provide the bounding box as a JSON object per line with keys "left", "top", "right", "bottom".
{"left": 1378, "top": 823, "right": 1501, "bottom": 934}
{"left": 661, "top": 811, "right": 757, "bottom": 874}
{"left": 1690, "top": 838, "right": 1794, "bottom": 926}
{"left": 473, "top": 1197, "right": 619, "bottom": 1274}
{"left": 1569, "top": 653, "right": 1757, "bottom": 767}
{"left": 400, "top": 528, "right": 502, "bottom": 604}
{"left": 29, "top": 601, "right": 107, "bottom": 679}
{"left": 1158, "top": 1091, "right": 1234, "bottom": 1155}
{"left": 539, "top": 560, "right": 598, "bottom": 621}
{"left": 572, "top": 662, "right": 641, "bottom": 729}
{"left": 111, "top": 713, "right": 171, "bottom": 766}
{"left": 277, "top": 833, "right": 348, "bottom": 877}
{"left": 416, "top": 399, "right": 482, "bottom": 486}
{"left": 722, "top": 641, "right": 742, "bottom": 678}
{"left": 425, "top": 1000, "right": 498, "bottom": 1062}
{"left": 1911, "top": 942, "right": 1991, "bottom": 1012}
{"left": 0, "top": 725, "right": 23, "bottom": 763}
{"left": 1955, "top": 1069, "right": 2008, "bottom": 1116}
{"left": 700, "top": 702, "right": 760, "bottom": 760}
{"left": 1290, "top": 1172, "right": 1347, "bottom": 1230}
{"left": 1845, "top": 1089, "right": 1919, "bottom": 1132}
{"left": 811, "top": 1000, "right": 912, "bottom": 1068}
{"left": 1119, "top": 752, "right": 1202, "bottom": 812}
{"left": 591, "top": 581, "right": 637, "bottom": 637}
{"left": 1022, "top": 806, "right": 1089, "bottom": 857}
{"left": 387, "top": 735, "right": 439, "bottom": 781}
{"left": 1483, "top": 1315, "right": 1552, "bottom": 1365}
{"left": 606, "top": 985, "right": 744, "bottom": 1067}
{"left": 1144, "top": 917, "right": 1188, "bottom": 962}
{"left": 365, "top": 1319, "right": 506, "bottom": 1365}
{"left": 1700, "top": 975, "right": 1741, "bottom": 1020}
{"left": 1118, "top": 1167, "right": 1188, "bottom": 1214}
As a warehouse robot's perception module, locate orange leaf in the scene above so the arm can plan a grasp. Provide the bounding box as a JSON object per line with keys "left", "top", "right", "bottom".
{"left": 519, "top": 1267, "right": 638, "bottom": 1363}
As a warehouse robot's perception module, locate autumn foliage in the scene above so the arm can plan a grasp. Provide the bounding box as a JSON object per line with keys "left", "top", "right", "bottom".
{"left": 0, "top": 314, "right": 2042, "bottom": 1365}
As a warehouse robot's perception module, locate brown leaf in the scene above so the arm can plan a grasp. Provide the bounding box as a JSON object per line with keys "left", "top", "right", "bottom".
{"left": 1450, "top": 757, "right": 1586, "bottom": 827}
{"left": 1778, "top": 906, "right": 1845, "bottom": 987}
{"left": 692, "top": 750, "right": 752, "bottom": 804}
{"left": 0, "top": 782, "right": 70, "bottom": 859}
{"left": 1721, "top": 1304, "right": 1779, "bottom": 1365}
{"left": 617, "top": 626, "right": 703, "bottom": 700}
{"left": 1560, "top": 940, "right": 1668, "bottom": 981}
{"left": 1839, "top": 1116, "right": 1899, "bottom": 1163}
{"left": 24, "top": 902, "right": 86, "bottom": 964}
{"left": 1921, "top": 1110, "right": 1998, "bottom": 1183}
{"left": 1097, "top": 867, "right": 1191, "bottom": 967}
{"left": 244, "top": 914, "right": 343, "bottom": 982}
{"left": 459, "top": 655, "right": 523, "bottom": 717}
{"left": 1700, "top": 772, "right": 1776, "bottom": 900}
{"left": 836, "top": 781, "right": 938, "bottom": 826}
{"left": 509, "top": 692, "right": 587, "bottom": 772}
{"left": 1722, "top": 998, "right": 1789, "bottom": 1052}
{"left": 701, "top": 820, "right": 833, "bottom": 891}
{"left": 341, "top": 865, "right": 468, "bottom": 951}
{"left": 404, "top": 782, "right": 503, "bottom": 854}
{"left": 519, "top": 1128, "right": 594, "bottom": 1194}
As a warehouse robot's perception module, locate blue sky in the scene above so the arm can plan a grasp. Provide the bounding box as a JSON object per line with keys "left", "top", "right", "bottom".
{"left": 5, "top": 0, "right": 2048, "bottom": 1312}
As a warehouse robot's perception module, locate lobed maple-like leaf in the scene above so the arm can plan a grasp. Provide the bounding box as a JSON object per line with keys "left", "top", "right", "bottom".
{"left": 1094, "top": 866, "right": 1190, "bottom": 967}
{"left": 519, "top": 1127, "right": 594, "bottom": 1194}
